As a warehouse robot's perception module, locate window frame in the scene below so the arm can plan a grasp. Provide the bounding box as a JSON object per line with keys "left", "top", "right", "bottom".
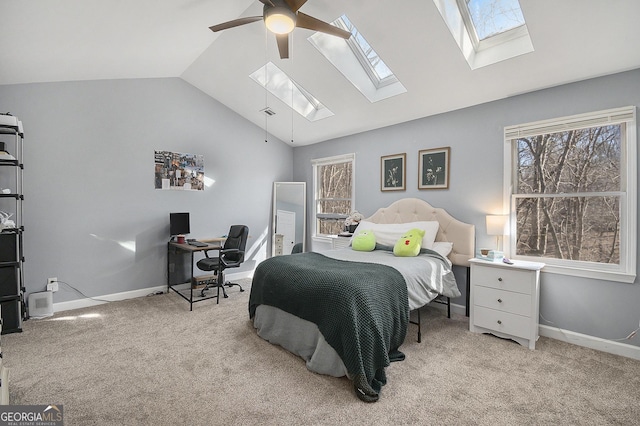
{"left": 333, "top": 15, "right": 399, "bottom": 89}
{"left": 307, "top": 15, "right": 407, "bottom": 103}
{"left": 249, "top": 62, "right": 334, "bottom": 122}
{"left": 312, "top": 153, "right": 356, "bottom": 239}
{"left": 503, "top": 106, "right": 637, "bottom": 283}
{"left": 459, "top": 0, "right": 526, "bottom": 48}
{"left": 432, "top": 0, "right": 534, "bottom": 70}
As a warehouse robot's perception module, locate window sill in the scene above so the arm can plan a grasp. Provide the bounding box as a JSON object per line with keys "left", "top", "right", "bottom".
{"left": 516, "top": 259, "right": 636, "bottom": 284}
{"left": 312, "top": 235, "right": 336, "bottom": 243}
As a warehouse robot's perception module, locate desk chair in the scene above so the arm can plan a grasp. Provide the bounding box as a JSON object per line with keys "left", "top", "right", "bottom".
{"left": 196, "top": 225, "right": 248, "bottom": 300}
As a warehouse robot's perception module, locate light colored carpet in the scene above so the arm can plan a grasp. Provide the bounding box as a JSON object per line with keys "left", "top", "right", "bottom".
{"left": 4, "top": 278, "right": 640, "bottom": 425}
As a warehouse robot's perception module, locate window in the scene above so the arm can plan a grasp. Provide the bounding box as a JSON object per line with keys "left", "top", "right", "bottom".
{"left": 464, "top": 0, "right": 525, "bottom": 43}
{"left": 307, "top": 15, "right": 406, "bottom": 103}
{"left": 312, "top": 154, "right": 355, "bottom": 237}
{"left": 249, "top": 62, "right": 334, "bottom": 122}
{"left": 504, "top": 106, "right": 637, "bottom": 283}
{"left": 433, "top": 0, "right": 533, "bottom": 69}
{"left": 334, "top": 15, "right": 397, "bottom": 89}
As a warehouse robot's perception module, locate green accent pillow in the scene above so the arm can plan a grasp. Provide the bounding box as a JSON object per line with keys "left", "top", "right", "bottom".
{"left": 393, "top": 228, "right": 425, "bottom": 257}
{"left": 351, "top": 230, "right": 376, "bottom": 252}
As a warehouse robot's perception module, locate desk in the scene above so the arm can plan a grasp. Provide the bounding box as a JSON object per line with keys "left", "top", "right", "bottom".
{"left": 167, "top": 238, "right": 226, "bottom": 310}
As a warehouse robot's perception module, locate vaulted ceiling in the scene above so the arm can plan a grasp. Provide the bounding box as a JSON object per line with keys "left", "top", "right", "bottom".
{"left": 1, "top": 0, "right": 639, "bottom": 145}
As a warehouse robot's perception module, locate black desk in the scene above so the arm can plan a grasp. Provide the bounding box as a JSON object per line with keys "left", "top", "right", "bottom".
{"left": 167, "top": 238, "right": 226, "bottom": 310}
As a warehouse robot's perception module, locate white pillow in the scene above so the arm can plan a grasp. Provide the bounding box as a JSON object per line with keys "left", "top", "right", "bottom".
{"left": 353, "top": 220, "right": 375, "bottom": 233}
{"left": 431, "top": 241, "right": 453, "bottom": 258}
{"left": 354, "top": 220, "right": 439, "bottom": 249}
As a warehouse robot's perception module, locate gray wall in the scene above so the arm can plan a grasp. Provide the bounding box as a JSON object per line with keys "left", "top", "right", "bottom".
{"left": 0, "top": 78, "right": 292, "bottom": 303}
{"left": 293, "top": 68, "right": 640, "bottom": 348}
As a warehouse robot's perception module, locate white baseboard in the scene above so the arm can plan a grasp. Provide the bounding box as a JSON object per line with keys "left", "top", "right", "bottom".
{"left": 52, "top": 285, "right": 167, "bottom": 313}
{"left": 429, "top": 302, "right": 640, "bottom": 361}
{"left": 539, "top": 325, "right": 640, "bottom": 361}
{"left": 51, "top": 271, "right": 253, "bottom": 314}
{"left": 49, "top": 280, "right": 640, "bottom": 362}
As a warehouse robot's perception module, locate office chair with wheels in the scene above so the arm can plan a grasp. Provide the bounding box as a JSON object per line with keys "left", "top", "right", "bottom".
{"left": 196, "top": 225, "right": 249, "bottom": 300}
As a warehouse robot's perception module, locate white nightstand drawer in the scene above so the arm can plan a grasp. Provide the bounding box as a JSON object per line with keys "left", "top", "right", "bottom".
{"left": 472, "top": 265, "right": 532, "bottom": 295}
{"left": 474, "top": 286, "right": 531, "bottom": 317}
{"left": 332, "top": 237, "right": 351, "bottom": 250}
{"left": 473, "top": 306, "right": 531, "bottom": 340}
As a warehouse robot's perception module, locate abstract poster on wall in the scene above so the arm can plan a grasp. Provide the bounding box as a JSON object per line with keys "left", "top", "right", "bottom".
{"left": 154, "top": 150, "right": 205, "bottom": 191}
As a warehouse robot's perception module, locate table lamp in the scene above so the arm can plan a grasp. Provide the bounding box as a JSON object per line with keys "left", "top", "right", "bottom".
{"left": 486, "top": 215, "right": 508, "bottom": 251}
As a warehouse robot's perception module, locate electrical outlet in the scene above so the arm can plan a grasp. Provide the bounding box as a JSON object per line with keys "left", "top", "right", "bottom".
{"left": 46, "top": 277, "right": 58, "bottom": 292}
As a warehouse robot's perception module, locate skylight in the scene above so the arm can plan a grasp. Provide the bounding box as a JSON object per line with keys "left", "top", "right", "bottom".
{"left": 465, "top": 0, "right": 525, "bottom": 41}
{"left": 249, "top": 62, "right": 334, "bottom": 122}
{"left": 335, "top": 15, "right": 397, "bottom": 88}
{"left": 308, "top": 14, "right": 406, "bottom": 103}
{"left": 433, "top": 0, "right": 533, "bottom": 69}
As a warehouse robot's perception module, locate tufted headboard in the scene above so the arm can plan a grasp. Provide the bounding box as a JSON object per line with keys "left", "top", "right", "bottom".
{"left": 365, "top": 198, "right": 475, "bottom": 267}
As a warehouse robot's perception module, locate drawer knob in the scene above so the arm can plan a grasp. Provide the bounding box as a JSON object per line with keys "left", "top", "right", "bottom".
{"left": 498, "top": 277, "right": 503, "bottom": 282}
{"left": 497, "top": 298, "right": 502, "bottom": 303}
{"left": 497, "top": 320, "right": 502, "bottom": 325}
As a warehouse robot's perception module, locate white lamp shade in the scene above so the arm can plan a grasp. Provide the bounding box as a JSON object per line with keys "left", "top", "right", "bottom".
{"left": 486, "top": 215, "right": 507, "bottom": 236}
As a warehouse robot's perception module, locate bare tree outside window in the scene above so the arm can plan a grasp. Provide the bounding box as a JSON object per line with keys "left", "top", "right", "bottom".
{"left": 315, "top": 157, "right": 354, "bottom": 236}
{"left": 506, "top": 106, "right": 636, "bottom": 282}
{"left": 515, "top": 125, "right": 622, "bottom": 264}
{"left": 465, "top": 0, "right": 526, "bottom": 41}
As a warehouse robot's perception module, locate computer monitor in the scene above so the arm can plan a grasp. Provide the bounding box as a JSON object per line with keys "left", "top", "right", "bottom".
{"left": 169, "top": 212, "right": 190, "bottom": 236}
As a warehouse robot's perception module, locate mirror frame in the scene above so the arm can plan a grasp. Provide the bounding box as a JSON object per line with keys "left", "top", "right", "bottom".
{"left": 272, "top": 182, "right": 306, "bottom": 256}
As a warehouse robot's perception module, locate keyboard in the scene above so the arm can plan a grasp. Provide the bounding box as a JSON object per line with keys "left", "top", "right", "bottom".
{"left": 187, "top": 241, "right": 208, "bottom": 247}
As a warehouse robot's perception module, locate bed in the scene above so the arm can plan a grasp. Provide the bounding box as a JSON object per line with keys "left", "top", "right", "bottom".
{"left": 248, "top": 198, "right": 475, "bottom": 402}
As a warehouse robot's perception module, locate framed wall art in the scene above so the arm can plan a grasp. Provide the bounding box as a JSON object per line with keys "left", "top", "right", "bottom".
{"left": 154, "top": 150, "right": 205, "bottom": 191}
{"left": 418, "top": 147, "right": 450, "bottom": 190}
{"left": 381, "top": 153, "right": 406, "bottom": 191}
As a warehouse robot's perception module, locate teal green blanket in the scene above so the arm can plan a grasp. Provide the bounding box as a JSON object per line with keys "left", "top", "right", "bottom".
{"left": 249, "top": 252, "right": 409, "bottom": 402}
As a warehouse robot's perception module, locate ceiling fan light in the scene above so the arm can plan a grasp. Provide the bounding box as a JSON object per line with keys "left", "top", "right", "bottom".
{"left": 264, "top": 7, "right": 296, "bottom": 34}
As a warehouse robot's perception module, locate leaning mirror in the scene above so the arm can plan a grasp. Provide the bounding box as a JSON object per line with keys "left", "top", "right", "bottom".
{"left": 272, "top": 182, "right": 306, "bottom": 256}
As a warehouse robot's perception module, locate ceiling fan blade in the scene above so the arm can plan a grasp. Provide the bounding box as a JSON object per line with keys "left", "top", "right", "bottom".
{"left": 258, "top": 0, "right": 275, "bottom": 6}
{"left": 209, "top": 16, "right": 263, "bottom": 32}
{"left": 276, "top": 34, "right": 290, "bottom": 59}
{"left": 283, "top": 0, "right": 309, "bottom": 13}
{"left": 296, "top": 13, "right": 351, "bottom": 39}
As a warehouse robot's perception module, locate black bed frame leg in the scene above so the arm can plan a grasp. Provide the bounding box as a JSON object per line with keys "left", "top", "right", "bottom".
{"left": 409, "top": 309, "right": 422, "bottom": 343}
{"left": 466, "top": 266, "right": 471, "bottom": 317}
{"left": 416, "top": 309, "right": 421, "bottom": 343}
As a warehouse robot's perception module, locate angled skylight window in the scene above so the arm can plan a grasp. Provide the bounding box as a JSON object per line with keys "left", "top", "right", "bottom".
{"left": 308, "top": 14, "right": 406, "bottom": 103}
{"left": 466, "top": 0, "right": 525, "bottom": 41}
{"left": 433, "top": 0, "right": 533, "bottom": 69}
{"left": 249, "top": 62, "right": 334, "bottom": 122}
{"left": 336, "top": 15, "right": 397, "bottom": 88}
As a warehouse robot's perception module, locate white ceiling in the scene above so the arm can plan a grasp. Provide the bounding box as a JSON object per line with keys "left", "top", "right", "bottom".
{"left": 2, "top": 0, "right": 640, "bottom": 146}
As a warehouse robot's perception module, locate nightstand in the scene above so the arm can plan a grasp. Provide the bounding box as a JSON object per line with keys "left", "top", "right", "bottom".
{"left": 331, "top": 236, "right": 352, "bottom": 250}
{"left": 469, "top": 258, "right": 544, "bottom": 349}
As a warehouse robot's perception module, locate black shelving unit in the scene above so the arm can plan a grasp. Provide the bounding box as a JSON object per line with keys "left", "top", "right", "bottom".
{"left": 0, "top": 114, "right": 25, "bottom": 334}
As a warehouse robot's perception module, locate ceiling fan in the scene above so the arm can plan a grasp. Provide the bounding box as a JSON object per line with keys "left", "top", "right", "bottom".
{"left": 209, "top": 0, "right": 351, "bottom": 59}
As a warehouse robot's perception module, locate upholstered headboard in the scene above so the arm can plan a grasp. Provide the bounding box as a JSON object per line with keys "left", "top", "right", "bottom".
{"left": 365, "top": 198, "right": 475, "bottom": 267}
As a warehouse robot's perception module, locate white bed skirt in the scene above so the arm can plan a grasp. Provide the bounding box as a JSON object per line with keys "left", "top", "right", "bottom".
{"left": 253, "top": 305, "right": 349, "bottom": 378}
